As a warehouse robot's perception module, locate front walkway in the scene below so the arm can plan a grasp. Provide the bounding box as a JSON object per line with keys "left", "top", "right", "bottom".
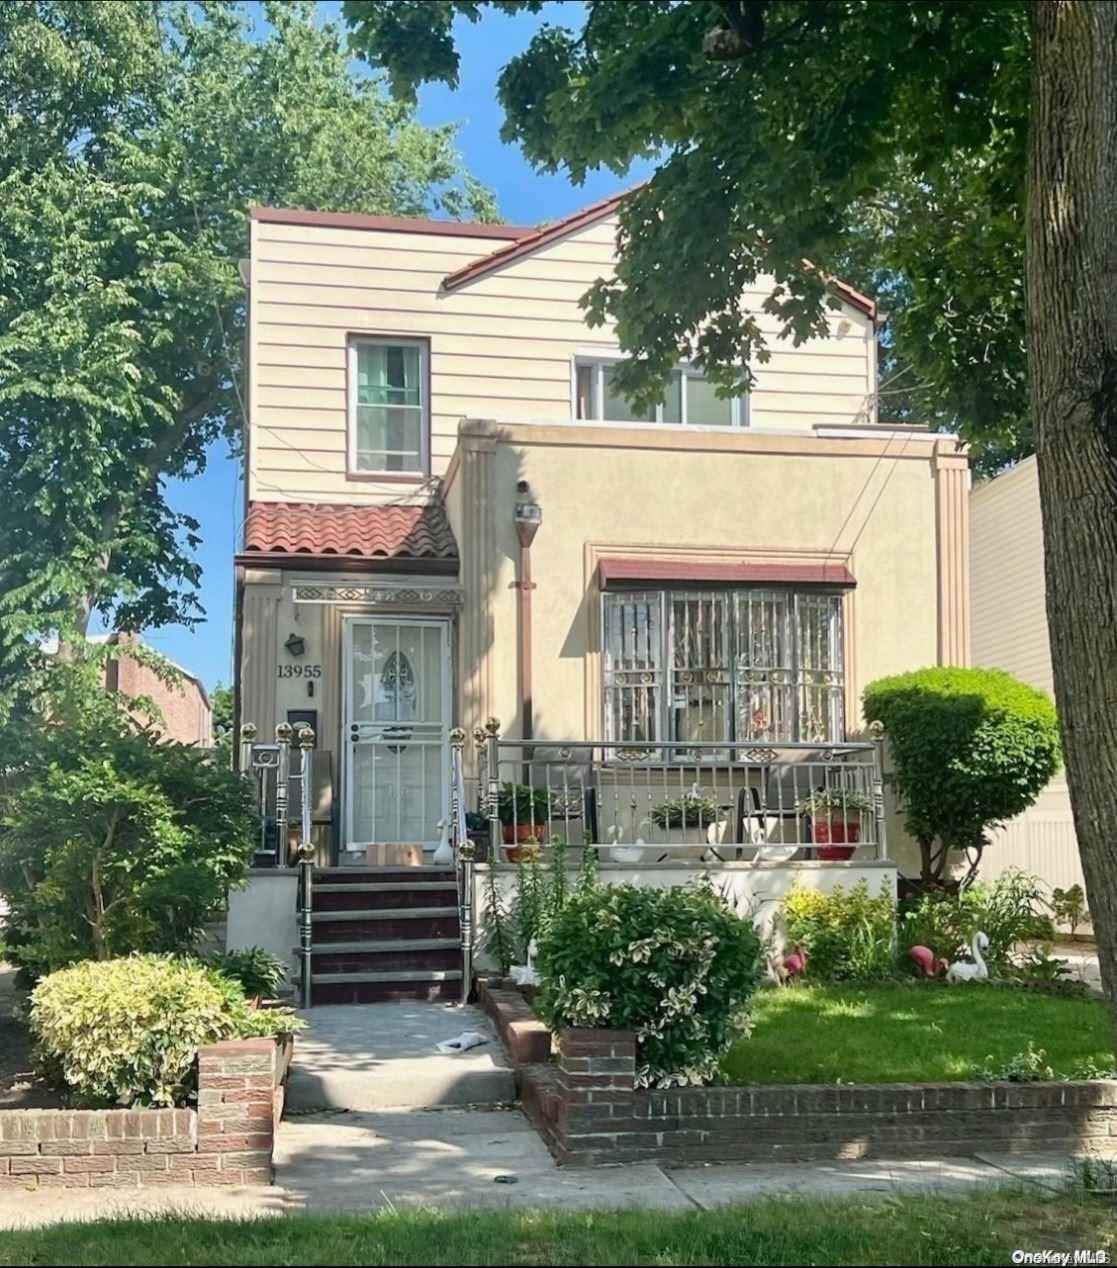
{"left": 286, "top": 1000, "right": 515, "bottom": 1112}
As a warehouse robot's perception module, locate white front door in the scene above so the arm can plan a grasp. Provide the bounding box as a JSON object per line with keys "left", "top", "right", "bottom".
{"left": 343, "top": 616, "right": 451, "bottom": 850}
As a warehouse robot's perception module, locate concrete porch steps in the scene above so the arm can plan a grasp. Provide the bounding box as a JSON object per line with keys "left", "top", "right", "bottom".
{"left": 310, "top": 970, "right": 462, "bottom": 1006}
{"left": 314, "top": 883, "right": 458, "bottom": 913}
{"left": 306, "top": 861, "right": 462, "bottom": 1006}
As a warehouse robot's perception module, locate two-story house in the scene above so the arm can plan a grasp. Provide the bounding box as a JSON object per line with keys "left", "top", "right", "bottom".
{"left": 232, "top": 192, "right": 971, "bottom": 1002}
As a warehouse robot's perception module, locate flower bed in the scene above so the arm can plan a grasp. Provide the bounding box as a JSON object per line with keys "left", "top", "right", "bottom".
{"left": 478, "top": 977, "right": 1117, "bottom": 1167}
{"left": 0, "top": 1036, "right": 291, "bottom": 1190}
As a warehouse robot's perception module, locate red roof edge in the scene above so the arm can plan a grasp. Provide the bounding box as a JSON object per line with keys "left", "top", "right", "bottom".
{"left": 441, "top": 189, "right": 878, "bottom": 322}
{"left": 598, "top": 557, "right": 856, "bottom": 589}
{"left": 441, "top": 188, "right": 634, "bottom": 292}
{"left": 250, "top": 206, "right": 533, "bottom": 241}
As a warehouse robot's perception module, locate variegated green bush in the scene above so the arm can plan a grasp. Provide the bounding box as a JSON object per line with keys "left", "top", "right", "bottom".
{"left": 535, "top": 880, "right": 764, "bottom": 1088}
{"left": 30, "top": 955, "right": 302, "bottom": 1108}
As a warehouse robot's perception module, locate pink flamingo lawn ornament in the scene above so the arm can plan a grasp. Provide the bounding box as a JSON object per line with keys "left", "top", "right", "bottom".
{"left": 907, "top": 944, "right": 948, "bottom": 979}
{"left": 783, "top": 944, "right": 809, "bottom": 981}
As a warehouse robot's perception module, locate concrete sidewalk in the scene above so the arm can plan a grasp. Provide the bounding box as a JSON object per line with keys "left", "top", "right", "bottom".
{"left": 286, "top": 1001, "right": 515, "bottom": 1113}
{"left": 274, "top": 1106, "right": 1074, "bottom": 1214}
{"left": 0, "top": 1100, "right": 1075, "bottom": 1229}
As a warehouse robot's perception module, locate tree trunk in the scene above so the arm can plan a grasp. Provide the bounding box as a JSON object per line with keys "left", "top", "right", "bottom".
{"left": 1028, "top": 1, "right": 1117, "bottom": 1044}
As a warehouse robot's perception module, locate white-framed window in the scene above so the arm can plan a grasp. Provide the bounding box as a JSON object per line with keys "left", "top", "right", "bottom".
{"left": 575, "top": 358, "right": 747, "bottom": 427}
{"left": 602, "top": 588, "right": 844, "bottom": 746}
{"left": 348, "top": 336, "right": 429, "bottom": 476}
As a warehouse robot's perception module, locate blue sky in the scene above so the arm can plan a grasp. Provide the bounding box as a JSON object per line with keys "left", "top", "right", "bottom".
{"left": 138, "top": 2, "right": 647, "bottom": 689}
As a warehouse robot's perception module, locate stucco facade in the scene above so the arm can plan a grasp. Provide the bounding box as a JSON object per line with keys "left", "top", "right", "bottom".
{"left": 236, "top": 199, "right": 969, "bottom": 871}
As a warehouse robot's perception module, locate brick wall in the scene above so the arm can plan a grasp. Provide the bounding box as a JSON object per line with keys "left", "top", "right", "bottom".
{"left": 0, "top": 1037, "right": 290, "bottom": 1191}
{"left": 479, "top": 981, "right": 1117, "bottom": 1168}
{"left": 104, "top": 632, "right": 212, "bottom": 746}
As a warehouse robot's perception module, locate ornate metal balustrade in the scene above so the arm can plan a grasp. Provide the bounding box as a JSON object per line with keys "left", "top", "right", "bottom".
{"left": 454, "top": 720, "right": 888, "bottom": 866}
{"left": 239, "top": 723, "right": 315, "bottom": 1008}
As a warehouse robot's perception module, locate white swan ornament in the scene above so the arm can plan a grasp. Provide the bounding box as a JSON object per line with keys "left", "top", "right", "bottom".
{"left": 946, "top": 931, "right": 990, "bottom": 984}
{"left": 511, "top": 938, "right": 540, "bottom": 988}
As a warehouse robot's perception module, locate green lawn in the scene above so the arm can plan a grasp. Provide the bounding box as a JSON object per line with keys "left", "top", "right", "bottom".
{"left": 722, "top": 983, "right": 1114, "bottom": 1084}
{"left": 1, "top": 1191, "right": 1115, "bottom": 1266}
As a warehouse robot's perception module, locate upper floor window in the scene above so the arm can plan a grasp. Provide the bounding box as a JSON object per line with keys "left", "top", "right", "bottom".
{"left": 575, "top": 359, "right": 746, "bottom": 427}
{"left": 349, "top": 337, "right": 429, "bottom": 475}
{"left": 602, "top": 588, "right": 844, "bottom": 746}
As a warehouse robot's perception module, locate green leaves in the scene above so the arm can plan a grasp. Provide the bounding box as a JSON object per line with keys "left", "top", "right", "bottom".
{"left": 0, "top": 2, "right": 497, "bottom": 712}
{"left": 348, "top": 1, "right": 1032, "bottom": 461}
{"left": 0, "top": 656, "right": 260, "bottom": 979}
{"left": 30, "top": 954, "right": 302, "bottom": 1107}
{"left": 535, "top": 880, "right": 764, "bottom": 1087}
{"left": 863, "top": 667, "right": 1062, "bottom": 879}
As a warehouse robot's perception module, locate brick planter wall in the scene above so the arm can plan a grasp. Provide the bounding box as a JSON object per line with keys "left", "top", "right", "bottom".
{"left": 478, "top": 979, "right": 1117, "bottom": 1167}
{"left": 0, "top": 1036, "right": 292, "bottom": 1191}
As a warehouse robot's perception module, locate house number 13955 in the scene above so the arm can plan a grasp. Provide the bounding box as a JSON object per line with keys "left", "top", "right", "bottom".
{"left": 276, "top": 664, "right": 321, "bottom": 678}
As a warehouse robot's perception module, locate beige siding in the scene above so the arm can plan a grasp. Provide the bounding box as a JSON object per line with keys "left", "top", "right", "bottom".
{"left": 970, "top": 456, "right": 1082, "bottom": 898}
{"left": 248, "top": 214, "right": 876, "bottom": 503}
{"left": 971, "top": 455, "right": 1053, "bottom": 692}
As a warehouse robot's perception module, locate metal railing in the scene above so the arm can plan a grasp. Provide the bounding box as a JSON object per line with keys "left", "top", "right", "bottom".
{"left": 448, "top": 727, "right": 474, "bottom": 1007}
{"left": 462, "top": 720, "right": 888, "bottom": 866}
{"left": 240, "top": 723, "right": 315, "bottom": 1008}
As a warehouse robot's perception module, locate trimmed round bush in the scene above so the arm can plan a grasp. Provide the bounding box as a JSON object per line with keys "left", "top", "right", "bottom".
{"left": 30, "top": 955, "right": 300, "bottom": 1107}
{"left": 534, "top": 880, "right": 764, "bottom": 1088}
{"left": 863, "top": 667, "right": 1061, "bottom": 882}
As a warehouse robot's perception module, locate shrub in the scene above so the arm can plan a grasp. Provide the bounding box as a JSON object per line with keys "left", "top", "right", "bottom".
{"left": 484, "top": 836, "right": 598, "bottom": 971}
{"left": 782, "top": 880, "right": 896, "bottom": 980}
{"left": 863, "top": 667, "right": 1060, "bottom": 883}
{"left": 899, "top": 869, "right": 1054, "bottom": 976}
{"left": 0, "top": 676, "right": 258, "bottom": 978}
{"left": 30, "top": 955, "right": 302, "bottom": 1107}
{"left": 207, "top": 946, "right": 288, "bottom": 1000}
{"left": 535, "top": 879, "right": 764, "bottom": 1087}
{"left": 1049, "top": 883, "right": 1090, "bottom": 937}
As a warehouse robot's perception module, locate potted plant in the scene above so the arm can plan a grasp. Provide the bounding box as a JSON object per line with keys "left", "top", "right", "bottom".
{"left": 650, "top": 789, "right": 729, "bottom": 848}
{"left": 797, "top": 788, "right": 873, "bottom": 860}
{"left": 497, "top": 782, "right": 551, "bottom": 858}
{"left": 461, "top": 810, "right": 490, "bottom": 862}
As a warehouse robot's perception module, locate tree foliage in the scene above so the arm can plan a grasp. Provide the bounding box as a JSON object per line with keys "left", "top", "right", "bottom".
{"left": 0, "top": 0, "right": 495, "bottom": 715}
{"left": 0, "top": 660, "right": 259, "bottom": 979}
{"left": 344, "top": 0, "right": 1028, "bottom": 468}
{"left": 863, "top": 668, "right": 1061, "bottom": 884}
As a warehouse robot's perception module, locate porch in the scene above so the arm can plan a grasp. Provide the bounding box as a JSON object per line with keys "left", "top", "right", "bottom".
{"left": 231, "top": 719, "right": 895, "bottom": 1008}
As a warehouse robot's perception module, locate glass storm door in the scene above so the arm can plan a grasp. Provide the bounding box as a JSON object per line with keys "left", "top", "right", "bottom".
{"left": 344, "top": 617, "right": 451, "bottom": 849}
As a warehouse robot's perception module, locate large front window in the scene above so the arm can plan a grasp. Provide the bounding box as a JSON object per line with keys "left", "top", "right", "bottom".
{"left": 603, "top": 588, "right": 844, "bottom": 745}
{"left": 349, "top": 337, "right": 428, "bottom": 475}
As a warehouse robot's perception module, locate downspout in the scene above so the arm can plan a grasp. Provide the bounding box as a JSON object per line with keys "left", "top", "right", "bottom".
{"left": 513, "top": 481, "right": 542, "bottom": 749}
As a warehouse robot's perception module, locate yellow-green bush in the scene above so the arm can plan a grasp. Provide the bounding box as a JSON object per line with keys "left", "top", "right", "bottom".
{"left": 782, "top": 880, "right": 896, "bottom": 981}
{"left": 30, "top": 955, "right": 301, "bottom": 1107}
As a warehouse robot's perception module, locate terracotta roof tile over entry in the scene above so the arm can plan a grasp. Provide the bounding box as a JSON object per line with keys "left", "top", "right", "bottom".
{"left": 242, "top": 501, "right": 458, "bottom": 571}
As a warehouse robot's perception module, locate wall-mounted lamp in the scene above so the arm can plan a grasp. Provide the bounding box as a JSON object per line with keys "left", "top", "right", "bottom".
{"left": 514, "top": 479, "right": 542, "bottom": 548}
{"left": 284, "top": 631, "right": 307, "bottom": 657}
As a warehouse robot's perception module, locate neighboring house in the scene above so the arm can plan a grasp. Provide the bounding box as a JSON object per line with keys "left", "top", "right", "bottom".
{"left": 970, "top": 456, "right": 1083, "bottom": 898}
{"left": 101, "top": 632, "right": 214, "bottom": 747}
{"left": 39, "top": 631, "right": 214, "bottom": 747}
{"left": 231, "top": 194, "right": 971, "bottom": 999}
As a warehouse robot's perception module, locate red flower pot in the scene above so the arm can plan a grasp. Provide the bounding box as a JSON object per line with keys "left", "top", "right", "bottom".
{"left": 502, "top": 822, "right": 544, "bottom": 862}
{"left": 813, "top": 816, "right": 861, "bottom": 860}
